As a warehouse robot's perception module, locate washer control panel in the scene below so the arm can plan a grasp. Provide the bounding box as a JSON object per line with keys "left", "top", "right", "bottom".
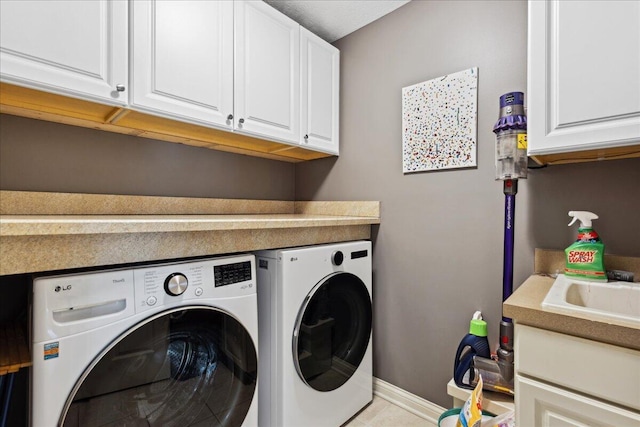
{"left": 215, "top": 261, "right": 252, "bottom": 287}
{"left": 133, "top": 255, "right": 255, "bottom": 313}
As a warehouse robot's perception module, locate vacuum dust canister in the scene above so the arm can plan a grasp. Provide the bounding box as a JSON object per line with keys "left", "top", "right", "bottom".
{"left": 494, "top": 92, "right": 527, "bottom": 180}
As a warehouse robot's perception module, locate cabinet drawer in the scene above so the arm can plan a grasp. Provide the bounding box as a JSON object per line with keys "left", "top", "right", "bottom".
{"left": 516, "top": 376, "right": 640, "bottom": 426}
{"left": 515, "top": 324, "right": 640, "bottom": 411}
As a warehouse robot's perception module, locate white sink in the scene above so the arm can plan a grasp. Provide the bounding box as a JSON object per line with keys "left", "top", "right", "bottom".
{"left": 541, "top": 274, "right": 640, "bottom": 328}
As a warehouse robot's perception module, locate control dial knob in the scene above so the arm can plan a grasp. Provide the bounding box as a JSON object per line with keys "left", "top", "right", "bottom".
{"left": 331, "top": 251, "right": 344, "bottom": 266}
{"left": 164, "top": 273, "right": 188, "bottom": 296}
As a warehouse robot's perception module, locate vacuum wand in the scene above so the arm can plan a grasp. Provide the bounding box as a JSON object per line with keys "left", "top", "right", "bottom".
{"left": 494, "top": 178, "right": 517, "bottom": 392}
{"left": 502, "top": 179, "right": 517, "bottom": 322}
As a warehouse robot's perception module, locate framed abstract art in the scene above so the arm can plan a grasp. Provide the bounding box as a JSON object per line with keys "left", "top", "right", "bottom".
{"left": 402, "top": 67, "right": 478, "bottom": 173}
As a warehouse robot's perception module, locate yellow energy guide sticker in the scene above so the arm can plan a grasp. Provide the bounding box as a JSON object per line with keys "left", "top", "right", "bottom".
{"left": 517, "top": 133, "right": 527, "bottom": 149}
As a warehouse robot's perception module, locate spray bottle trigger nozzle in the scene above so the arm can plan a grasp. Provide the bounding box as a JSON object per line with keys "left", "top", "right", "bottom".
{"left": 567, "top": 211, "right": 599, "bottom": 228}
{"left": 473, "top": 311, "right": 483, "bottom": 320}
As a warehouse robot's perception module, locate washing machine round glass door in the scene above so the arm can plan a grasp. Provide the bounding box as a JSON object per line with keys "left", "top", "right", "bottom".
{"left": 293, "top": 272, "right": 372, "bottom": 392}
{"left": 59, "top": 307, "right": 257, "bottom": 427}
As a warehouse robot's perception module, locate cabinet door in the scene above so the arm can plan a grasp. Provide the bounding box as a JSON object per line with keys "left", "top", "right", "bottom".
{"left": 300, "top": 27, "right": 340, "bottom": 155}
{"left": 527, "top": 0, "right": 640, "bottom": 156}
{"left": 515, "top": 324, "right": 640, "bottom": 411}
{"left": 516, "top": 376, "right": 640, "bottom": 427}
{"left": 234, "top": 1, "right": 300, "bottom": 145}
{"left": 131, "top": 0, "right": 234, "bottom": 128}
{"left": 0, "top": 0, "right": 127, "bottom": 105}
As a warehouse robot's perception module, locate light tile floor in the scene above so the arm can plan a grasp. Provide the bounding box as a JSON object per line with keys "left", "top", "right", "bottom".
{"left": 342, "top": 395, "right": 437, "bottom": 427}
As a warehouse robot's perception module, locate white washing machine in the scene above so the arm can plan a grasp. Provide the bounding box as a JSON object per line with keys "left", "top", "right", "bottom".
{"left": 31, "top": 254, "right": 258, "bottom": 427}
{"left": 256, "top": 241, "right": 373, "bottom": 427}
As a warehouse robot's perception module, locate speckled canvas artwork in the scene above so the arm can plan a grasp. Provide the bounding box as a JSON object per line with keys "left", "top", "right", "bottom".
{"left": 402, "top": 67, "right": 478, "bottom": 173}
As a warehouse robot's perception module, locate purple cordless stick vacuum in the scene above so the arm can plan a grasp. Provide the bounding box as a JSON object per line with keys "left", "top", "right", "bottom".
{"left": 473, "top": 92, "right": 527, "bottom": 395}
{"left": 496, "top": 90, "right": 527, "bottom": 355}
{"left": 453, "top": 92, "right": 527, "bottom": 395}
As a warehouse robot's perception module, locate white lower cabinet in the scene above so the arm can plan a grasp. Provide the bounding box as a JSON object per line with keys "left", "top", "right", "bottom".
{"left": 515, "top": 324, "right": 640, "bottom": 426}
{"left": 131, "top": 0, "right": 234, "bottom": 128}
{"left": 0, "top": 0, "right": 128, "bottom": 105}
{"left": 517, "top": 376, "right": 640, "bottom": 426}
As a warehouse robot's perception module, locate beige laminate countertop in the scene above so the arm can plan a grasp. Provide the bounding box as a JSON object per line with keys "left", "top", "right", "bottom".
{"left": 0, "top": 214, "right": 379, "bottom": 236}
{"left": 504, "top": 250, "right": 640, "bottom": 351}
{"left": 0, "top": 191, "right": 380, "bottom": 276}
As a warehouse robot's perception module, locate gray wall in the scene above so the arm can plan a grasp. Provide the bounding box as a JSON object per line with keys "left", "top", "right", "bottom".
{"left": 2, "top": 0, "right": 639, "bottom": 411}
{"left": 0, "top": 114, "right": 295, "bottom": 200}
{"left": 295, "top": 0, "right": 640, "bottom": 408}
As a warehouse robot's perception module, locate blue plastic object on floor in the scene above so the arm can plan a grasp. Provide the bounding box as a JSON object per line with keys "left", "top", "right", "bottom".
{"left": 0, "top": 372, "right": 15, "bottom": 427}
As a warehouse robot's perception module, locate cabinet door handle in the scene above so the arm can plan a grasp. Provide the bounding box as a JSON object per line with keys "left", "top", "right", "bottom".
{"left": 227, "top": 114, "right": 233, "bottom": 120}
{"left": 304, "top": 134, "right": 309, "bottom": 141}
{"left": 115, "top": 85, "right": 126, "bottom": 92}
{"left": 238, "top": 118, "right": 245, "bottom": 124}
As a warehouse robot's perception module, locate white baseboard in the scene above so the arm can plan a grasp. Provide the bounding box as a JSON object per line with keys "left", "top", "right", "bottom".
{"left": 373, "top": 377, "right": 446, "bottom": 425}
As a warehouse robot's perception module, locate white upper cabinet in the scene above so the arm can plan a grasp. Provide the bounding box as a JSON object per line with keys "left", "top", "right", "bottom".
{"left": 300, "top": 27, "right": 340, "bottom": 155}
{"left": 0, "top": 0, "right": 338, "bottom": 160}
{"left": 234, "top": 1, "right": 300, "bottom": 145}
{"left": 0, "top": 0, "right": 128, "bottom": 105}
{"left": 527, "top": 0, "right": 640, "bottom": 156}
{"left": 131, "top": 0, "right": 234, "bottom": 128}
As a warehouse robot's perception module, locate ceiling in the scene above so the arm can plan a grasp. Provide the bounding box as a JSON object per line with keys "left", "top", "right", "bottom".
{"left": 263, "top": 0, "right": 412, "bottom": 43}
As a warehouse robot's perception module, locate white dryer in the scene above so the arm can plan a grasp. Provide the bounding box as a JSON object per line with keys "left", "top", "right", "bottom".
{"left": 31, "top": 254, "right": 258, "bottom": 427}
{"left": 256, "top": 241, "right": 373, "bottom": 427}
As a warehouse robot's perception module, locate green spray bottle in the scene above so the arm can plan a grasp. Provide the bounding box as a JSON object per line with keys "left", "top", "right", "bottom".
{"left": 565, "top": 211, "right": 607, "bottom": 282}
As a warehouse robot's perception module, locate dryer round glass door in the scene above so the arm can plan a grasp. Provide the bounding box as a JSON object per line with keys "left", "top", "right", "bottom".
{"left": 59, "top": 307, "right": 257, "bottom": 427}
{"left": 293, "top": 272, "right": 372, "bottom": 392}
